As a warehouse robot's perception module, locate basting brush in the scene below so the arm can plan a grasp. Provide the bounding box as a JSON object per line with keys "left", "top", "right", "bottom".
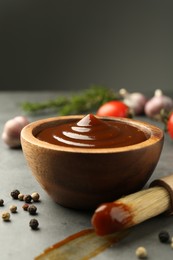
{"left": 92, "top": 175, "right": 173, "bottom": 236}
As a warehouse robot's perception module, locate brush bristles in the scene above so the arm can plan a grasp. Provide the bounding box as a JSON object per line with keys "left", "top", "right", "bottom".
{"left": 116, "top": 187, "right": 170, "bottom": 228}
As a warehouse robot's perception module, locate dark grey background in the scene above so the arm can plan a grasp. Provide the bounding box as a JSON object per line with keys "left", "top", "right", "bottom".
{"left": 0, "top": 0, "right": 173, "bottom": 94}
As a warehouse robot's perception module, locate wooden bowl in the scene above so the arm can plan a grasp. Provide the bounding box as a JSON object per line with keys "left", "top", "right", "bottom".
{"left": 21, "top": 115, "right": 164, "bottom": 210}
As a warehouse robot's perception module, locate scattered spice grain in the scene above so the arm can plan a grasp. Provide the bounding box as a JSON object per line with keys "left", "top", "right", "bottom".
{"left": 2, "top": 211, "right": 10, "bottom": 221}
{"left": 29, "top": 219, "right": 39, "bottom": 230}
{"left": 9, "top": 205, "right": 17, "bottom": 213}
{"left": 28, "top": 205, "right": 37, "bottom": 215}
{"left": 24, "top": 194, "right": 32, "bottom": 203}
{"left": 22, "top": 203, "right": 29, "bottom": 211}
{"left": 10, "top": 189, "right": 20, "bottom": 199}
{"left": 0, "top": 199, "right": 4, "bottom": 206}
{"left": 18, "top": 193, "right": 24, "bottom": 201}
{"left": 158, "top": 231, "right": 170, "bottom": 243}
{"left": 135, "top": 247, "right": 148, "bottom": 259}
{"left": 171, "top": 242, "right": 173, "bottom": 249}
{"left": 31, "top": 192, "right": 40, "bottom": 202}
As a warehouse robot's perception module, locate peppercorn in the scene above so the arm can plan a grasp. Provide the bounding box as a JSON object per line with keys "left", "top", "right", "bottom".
{"left": 24, "top": 194, "right": 32, "bottom": 203}
{"left": 135, "top": 246, "right": 148, "bottom": 259}
{"left": 0, "top": 199, "right": 4, "bottom": 206}
{"left": 158, "top": 231, "right": 170, "bottom": 243}
{"left": 18, "top": 193, "right": 24, "bottom": 201}
{"left": 10, "top": 189, "right": 20, "bottom": 199}
{"left": 29, "top": 219, "right": 39, "bottom": 230}
{"left": 22, "top": 203, "right": 29, "bottom": 211}
{"left": 28, "top": 205, "right": 37, "bottom": 215}
{"left": 2, "top": 211, "right": 10, "bottom": 221}
{"left": 9, "top": 205, "right": 17, "bottom": 213}
{"left": 31, "top": 192, "right": 40, "bottom": 202}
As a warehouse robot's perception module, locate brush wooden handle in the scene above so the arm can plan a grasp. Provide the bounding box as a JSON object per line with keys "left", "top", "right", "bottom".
{"left": 150, "top": 175, "right": 173, "bottom": 215}
{"left": 92, "top": 175, "right": 173, "bottom": 236}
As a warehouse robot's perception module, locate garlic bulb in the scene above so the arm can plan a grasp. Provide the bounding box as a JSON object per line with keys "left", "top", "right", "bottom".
{"left": 119, "top": 88, "right": 147, "bottom": 115}
{"left": 144, "top": 89, "right": 173, "bottom": 119}
{"left": 2, "top": 116, "right": 29, "bottom": 148}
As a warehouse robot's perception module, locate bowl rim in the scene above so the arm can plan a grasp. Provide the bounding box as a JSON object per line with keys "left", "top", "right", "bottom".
{"left": 21, "top": 115, "right": 164, "bottom": 154}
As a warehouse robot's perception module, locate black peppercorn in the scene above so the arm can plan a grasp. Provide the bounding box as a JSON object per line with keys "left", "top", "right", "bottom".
{"left": 0, "top": 199, "right": 4, "bottom": 206}
{"left": 28, "top": 205, "right": 37, "bottom": 215}
{"left": 29, "top": 219, "right": 39, "bottom": 230}
{"left": 10, "top": 190, "right": 20, "bottom": 199}
{"left": 24, "top": 194, "right": 32, "bottom": 203}
{"left": 158, "top": 231, "right": 170, "bottom": 243}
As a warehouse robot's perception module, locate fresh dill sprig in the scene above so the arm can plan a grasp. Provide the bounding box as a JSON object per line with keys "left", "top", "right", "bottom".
{"left": 21, "top": 85, "right": 119, "bottom": 115}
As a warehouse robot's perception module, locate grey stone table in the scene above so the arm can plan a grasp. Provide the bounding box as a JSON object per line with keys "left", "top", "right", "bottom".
{"left": 1, "top": 91, "right": 173, "bottom": 260}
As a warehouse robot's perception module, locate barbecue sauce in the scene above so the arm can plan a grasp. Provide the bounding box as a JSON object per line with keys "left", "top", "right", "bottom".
{"left": 36, "top": 114, "right": 148, "bottom": 148}
{"left": 92, "top": 202, "right": 134, "bottom": 236}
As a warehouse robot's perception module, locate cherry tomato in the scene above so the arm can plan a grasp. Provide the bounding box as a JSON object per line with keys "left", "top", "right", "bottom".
{"left": 97, "top": 101, "right": 129, "bottom": 117}
{"left": 167, "top": 112, "right": 173, "bottom": 138}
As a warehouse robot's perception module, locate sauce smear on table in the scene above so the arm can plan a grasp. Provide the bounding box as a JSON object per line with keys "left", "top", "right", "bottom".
{"left": 35, "top": 228, "right": 128, "bottom": 260}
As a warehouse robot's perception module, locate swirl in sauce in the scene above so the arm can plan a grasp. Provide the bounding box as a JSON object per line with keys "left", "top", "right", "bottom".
{"left": 36, "top": 114, "right": 148, "bottom": 148}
